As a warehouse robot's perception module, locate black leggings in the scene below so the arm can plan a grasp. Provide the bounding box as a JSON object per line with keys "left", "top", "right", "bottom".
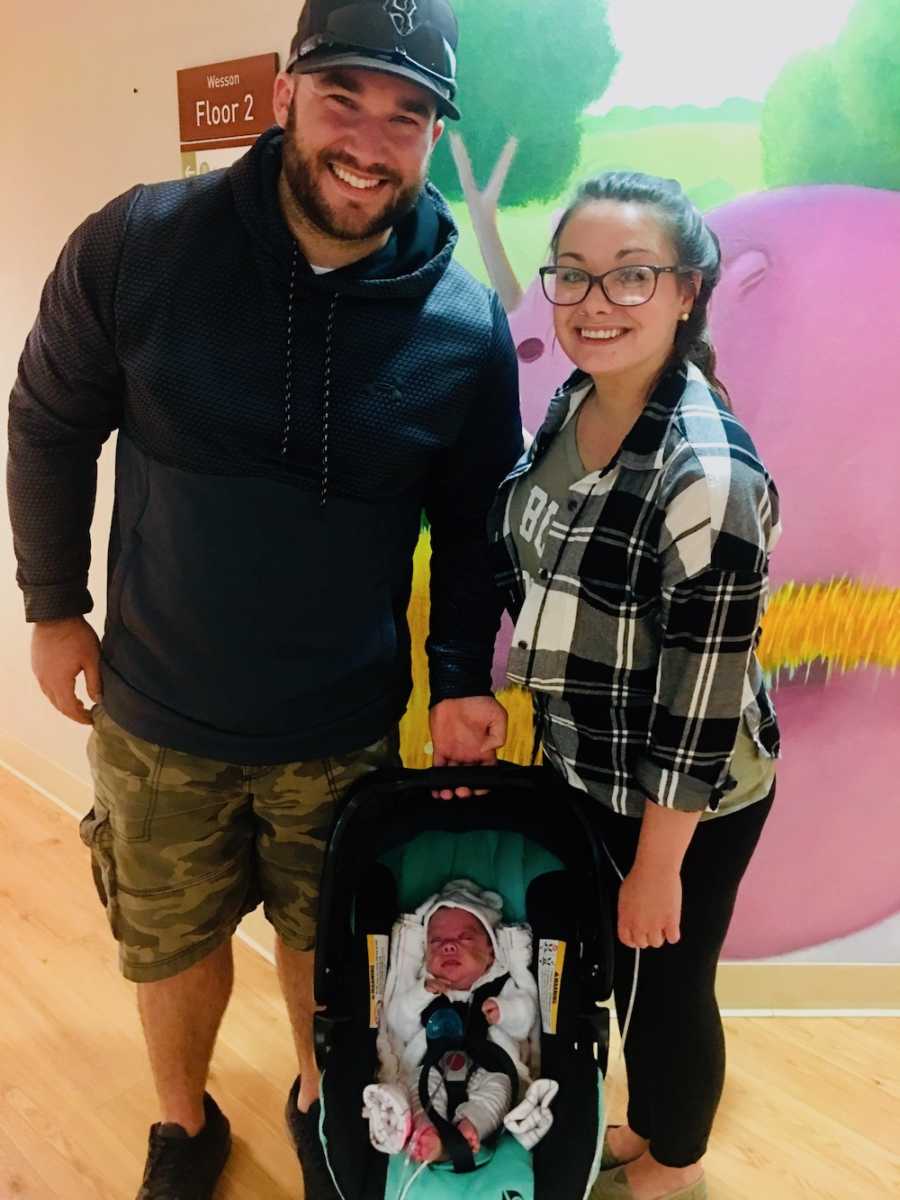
{"left": 588, "top": 788, "right": 774, "bottom": 1167}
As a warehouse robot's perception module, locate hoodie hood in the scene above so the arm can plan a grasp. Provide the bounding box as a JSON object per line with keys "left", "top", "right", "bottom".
{"left": 228, "top": 125, "right": 458, "bottom": 300}
{"left": 227, "top": 125, "right": 461, "bottom": 506}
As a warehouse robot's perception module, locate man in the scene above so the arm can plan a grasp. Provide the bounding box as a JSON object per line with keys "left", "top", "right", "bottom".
{"left": 6, "top": 1, "right": 523, "bottom": 1195}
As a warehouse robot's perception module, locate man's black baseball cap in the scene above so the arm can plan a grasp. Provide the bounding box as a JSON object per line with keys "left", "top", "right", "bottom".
{"left": 287, "top": 0, "right": 461, "bottom": 120}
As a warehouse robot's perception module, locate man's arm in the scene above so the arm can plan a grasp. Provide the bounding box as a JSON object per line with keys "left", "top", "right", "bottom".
{"left": 424, "top": 290, "right": 523, "bottom": 784}
{"left": 424, "top": 290, "right": 523, "bottom": 705}
{"left": 8, "top": 189, "right": 135, "bottom": 720}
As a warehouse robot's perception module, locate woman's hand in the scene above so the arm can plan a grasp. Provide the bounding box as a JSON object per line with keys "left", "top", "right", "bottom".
{"left": 617, "top": 863, "right": 682, "bottom": 949}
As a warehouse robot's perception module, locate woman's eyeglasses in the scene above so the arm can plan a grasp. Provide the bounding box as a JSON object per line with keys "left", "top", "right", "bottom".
{"left": 539, "top": 264, "right": 686, "bottom": 307}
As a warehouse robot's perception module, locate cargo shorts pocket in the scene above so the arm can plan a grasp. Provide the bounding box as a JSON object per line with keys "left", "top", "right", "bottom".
{"left": 79, "top": 807, "right": 120, "bottom": 939}
{"left": 88, "top": 704, "right": 164, "bottom": 843}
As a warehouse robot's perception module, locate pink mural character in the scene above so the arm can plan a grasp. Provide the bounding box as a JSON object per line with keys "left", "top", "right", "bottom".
{"left": 706, "top": 185, "right": 900, "bottom": 959}
{"left": 509, "top": 272, "right": 576, "bottom": 439}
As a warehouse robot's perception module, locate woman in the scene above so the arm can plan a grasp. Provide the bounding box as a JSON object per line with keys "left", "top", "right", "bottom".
{"left": 489, "top": 173, "right": 781, "bottom": 1200}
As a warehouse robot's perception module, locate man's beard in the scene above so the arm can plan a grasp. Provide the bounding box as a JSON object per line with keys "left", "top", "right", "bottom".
{"left": 282, "top": 100, "right": 425, "bottom": 242}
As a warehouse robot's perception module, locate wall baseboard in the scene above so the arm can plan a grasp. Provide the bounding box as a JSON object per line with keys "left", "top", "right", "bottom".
{"left": 3, "top": 734, "right": 897, "bottom": 1014}
{"left": 0, "top": 732, "right": 92, "bottom": 820}
{"left": 716, "top": 961, "right": 900, "bottom": 1013}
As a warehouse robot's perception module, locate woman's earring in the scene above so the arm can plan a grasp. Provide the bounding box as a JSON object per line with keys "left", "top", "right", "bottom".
{"left": 680, "top": 312, "right": 690, "bottom": 322}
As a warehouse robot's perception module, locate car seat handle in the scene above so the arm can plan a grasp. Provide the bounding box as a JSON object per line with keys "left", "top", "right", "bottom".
{"left": 413, "top": 764, "right": 536, "bottom": 792}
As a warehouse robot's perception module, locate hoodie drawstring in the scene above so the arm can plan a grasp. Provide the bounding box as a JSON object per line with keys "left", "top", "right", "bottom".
{"left": 281, "top": 242, "right": 338, "bottom": 508}
{"left": 321, "top": 295, "right": 337, "bottom": 507}
{"left": 281, "top": 243, "right": 298, "bottom": 460}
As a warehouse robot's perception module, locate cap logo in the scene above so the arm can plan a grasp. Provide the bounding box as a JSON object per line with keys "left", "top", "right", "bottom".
{"left": 384, "top": 0, "right": 418, "bottom": 37}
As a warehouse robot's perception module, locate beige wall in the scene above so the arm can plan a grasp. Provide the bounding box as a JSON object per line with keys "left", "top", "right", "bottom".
{"left": 2, "top": 1, "right": 296, "bottom": 777}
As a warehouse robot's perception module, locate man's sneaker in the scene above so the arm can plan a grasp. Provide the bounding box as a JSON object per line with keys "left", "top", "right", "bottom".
{"left": 136, "top": 1092, "right": 231, "bottom": 1199}
{"left": 285, "top": 1078, "right": 341, "bottom": 1200}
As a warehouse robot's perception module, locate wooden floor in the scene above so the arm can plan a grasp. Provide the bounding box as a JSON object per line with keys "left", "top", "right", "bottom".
{"left": 1, "top": 766, "right": 898, "bottom": 1199}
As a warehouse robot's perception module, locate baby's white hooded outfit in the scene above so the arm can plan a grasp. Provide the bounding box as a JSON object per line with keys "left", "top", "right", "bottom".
{"left": 363, "top": 879, "right": 559, "bottom": 1156}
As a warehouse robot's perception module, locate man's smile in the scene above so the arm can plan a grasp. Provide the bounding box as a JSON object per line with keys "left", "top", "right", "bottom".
{"left": 328, "top": 161, "right": 388, "bottom": 193}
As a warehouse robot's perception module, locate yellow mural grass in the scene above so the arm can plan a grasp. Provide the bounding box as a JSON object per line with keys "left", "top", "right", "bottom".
{"left": 758, "top": 579, "right": 900, "bottom": 678}
{"left": 400, "top": 531, "right": 538, "bottom": 767}
{"left": 399, "top": 532, "right": 900, "bottom": 768}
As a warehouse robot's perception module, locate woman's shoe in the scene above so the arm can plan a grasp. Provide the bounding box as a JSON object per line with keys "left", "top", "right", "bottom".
{"left": 591, "top": 1165, "right": 708, "bottom": 1200}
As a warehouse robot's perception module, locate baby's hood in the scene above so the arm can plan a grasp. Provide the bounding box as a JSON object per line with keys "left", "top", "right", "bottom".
{"left": 417, "top": 878, "right": 505, "bottom": 957}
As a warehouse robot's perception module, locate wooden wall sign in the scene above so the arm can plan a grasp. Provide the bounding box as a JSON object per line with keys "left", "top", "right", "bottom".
{"left": 177, "top": 53, "right": 279, "bottom": 174}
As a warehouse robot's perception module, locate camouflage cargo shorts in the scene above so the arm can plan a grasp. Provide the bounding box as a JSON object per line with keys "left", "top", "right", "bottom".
{"left": 81, "top": 704, "right": 400, "bottom": 983}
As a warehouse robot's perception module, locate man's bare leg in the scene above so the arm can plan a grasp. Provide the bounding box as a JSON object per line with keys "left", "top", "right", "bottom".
{"left": 276, "top": 937, "right": 320, "bottom": 1112}
{"left": 137, "top": 938, "right": 234, "bottom": 1134}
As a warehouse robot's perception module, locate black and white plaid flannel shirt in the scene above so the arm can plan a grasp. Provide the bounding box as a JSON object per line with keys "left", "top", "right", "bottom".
{"left": 490, "top": 362, "right": 781, "bottom": 817}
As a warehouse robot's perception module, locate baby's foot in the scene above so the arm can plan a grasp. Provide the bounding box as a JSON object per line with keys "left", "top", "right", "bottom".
{"left": 409, "top": 1123, "right": 443, "bottom": 1163}
{"left": 456, "top": 1118, "right": 480, "bottom": 1154}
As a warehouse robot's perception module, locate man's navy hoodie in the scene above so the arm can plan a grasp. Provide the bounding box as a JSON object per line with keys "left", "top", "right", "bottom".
{"left": 8, "top": 127, "right": 523, "bottom": 763}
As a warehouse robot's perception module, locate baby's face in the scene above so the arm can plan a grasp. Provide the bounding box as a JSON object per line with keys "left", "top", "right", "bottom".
{"left": 426, "top": 907, "right": 494, "bottom": 990}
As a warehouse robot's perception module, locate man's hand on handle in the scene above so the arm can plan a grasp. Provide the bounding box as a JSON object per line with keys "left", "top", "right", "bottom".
{"left": 429, "top": 695, "right": 507, "bottom": 799}
{"left": 31, "top": 616, "right": 102, "bottom": 725}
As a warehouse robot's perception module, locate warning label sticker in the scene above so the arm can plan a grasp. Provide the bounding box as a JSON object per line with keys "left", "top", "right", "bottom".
{"left": 537, "top": 938, "right": 567, "bottom": 1034}
{"left": 367, "top": 934, "right": 390, "bottom": 1028}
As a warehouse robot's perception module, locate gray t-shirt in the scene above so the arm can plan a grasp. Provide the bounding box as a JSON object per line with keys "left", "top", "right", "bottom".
{"left": 508, "top": 412, "right": 773, "bottom": 819}
{"left": 508, "top": 411, "right": 587, "bottom": 588}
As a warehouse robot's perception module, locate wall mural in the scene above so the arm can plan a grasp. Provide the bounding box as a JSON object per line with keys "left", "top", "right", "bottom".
{"left": 185, "top": 0, "right": 900, "bottom": 963}
{"left": 401, "top": 0, "right": 900, "bottom": 965}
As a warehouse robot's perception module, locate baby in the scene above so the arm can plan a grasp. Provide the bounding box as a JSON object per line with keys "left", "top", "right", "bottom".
{"left": 385, "top": 882, "right": 538, "bottom": 1163}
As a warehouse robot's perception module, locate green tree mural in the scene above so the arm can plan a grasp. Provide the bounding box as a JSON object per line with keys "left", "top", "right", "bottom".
{"left": 431, "top": 0, "right": 619, "bottom": 207}
{"left": 762, "top": 0, "right": 900, "bottom": 190}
